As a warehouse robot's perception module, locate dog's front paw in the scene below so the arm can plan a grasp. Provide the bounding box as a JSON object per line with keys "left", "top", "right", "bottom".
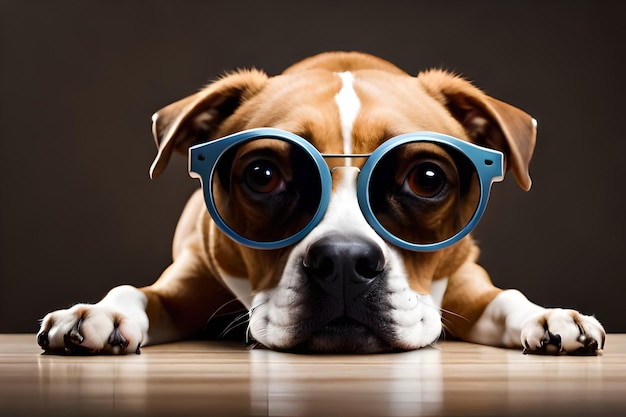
{"left": 37, "top": 286, "right": 148, "bottom": 355}
{"left": 37, "top": 304, "right": 144, "bottom": 355}
{"left": 520, "top": 309, "right": 605, "bottom": 356}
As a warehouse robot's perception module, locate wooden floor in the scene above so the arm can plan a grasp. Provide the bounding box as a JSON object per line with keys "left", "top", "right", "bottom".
{"left": 1, "top": 334, "right": 624, "bottom": 417}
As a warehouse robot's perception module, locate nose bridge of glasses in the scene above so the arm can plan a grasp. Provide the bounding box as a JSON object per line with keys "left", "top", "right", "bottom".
{"left": 323, "top": 154, "right": 369, "bottom": 173}
{"left": 329, "top": 165, "right": 361, "bottom": 182}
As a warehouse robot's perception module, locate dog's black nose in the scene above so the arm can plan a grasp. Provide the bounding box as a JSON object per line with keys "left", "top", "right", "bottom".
{"left": 303, "top": 234, "right": 385, "bottom": 300}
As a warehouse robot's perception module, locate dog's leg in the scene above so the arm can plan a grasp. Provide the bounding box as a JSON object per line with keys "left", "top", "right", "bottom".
{"left": 442, "top": 262, "right": 606, "bottom": 355}
{"left": 37, "top": 244, "right": 235, "bottom": 354}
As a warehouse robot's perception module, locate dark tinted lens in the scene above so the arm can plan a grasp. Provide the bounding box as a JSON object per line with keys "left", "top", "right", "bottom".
{"left": 211, "top": 138, "right": 323, "bottom": 243}
{"left": 368, "top": 142, "right": 480, "bottom": 245}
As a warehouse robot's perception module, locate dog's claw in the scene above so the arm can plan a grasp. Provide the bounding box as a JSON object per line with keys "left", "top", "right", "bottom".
{"left": 67, "top": 318, "right": 85, "bottom": 344}
{"left": 108, "top": 324, "right": 129, "bottom": 350}
{"left": 63, "top": 317, "right": 85, "bottom": 350}
{"left": 570, "top": 332, "right": 601, "bottom": 356}
{"left": 541, "top": 329, "right": 562, "bottom": 352}
{"left": 37, "top": 330, "right": 50, "bottom": 349}
{"left": 62, "top": 318, "right": 93, "bottom": 354}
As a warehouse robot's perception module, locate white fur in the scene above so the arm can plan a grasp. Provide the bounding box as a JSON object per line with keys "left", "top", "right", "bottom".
{"left": 221, "top": 276, "right": 253, "bottom": 309}
{"left": 335, "top": 72, "right": 360, "bottom": 162}
{"left": 429, "top": 277, "right": 448, "bottom": 310}
{"left": 208, "top": 222, "right": 253, "bottom": 309}
{"left": 466, "top": 289, "right": 543, "bottom": 347}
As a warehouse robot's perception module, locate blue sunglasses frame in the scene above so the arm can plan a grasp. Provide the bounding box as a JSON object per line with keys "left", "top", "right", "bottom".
{"left": 189, "top": 128, "right": 504, "bottom": 251}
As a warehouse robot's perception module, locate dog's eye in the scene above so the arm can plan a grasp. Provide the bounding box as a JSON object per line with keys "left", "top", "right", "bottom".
{"left": 244, "top": 160, "right": 284, "bottom": 194}
{"left": 406, "top": 162, "right": 446, "bottom": 198}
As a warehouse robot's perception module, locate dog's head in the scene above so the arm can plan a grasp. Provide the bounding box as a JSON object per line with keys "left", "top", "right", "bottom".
{"left": 150, "top": 52, "right": 536, "bottom": 353}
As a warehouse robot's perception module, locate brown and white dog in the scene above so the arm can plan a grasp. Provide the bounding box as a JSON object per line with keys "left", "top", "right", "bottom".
{"left": 38, "top": 52, "right": 605, "bottom": 355}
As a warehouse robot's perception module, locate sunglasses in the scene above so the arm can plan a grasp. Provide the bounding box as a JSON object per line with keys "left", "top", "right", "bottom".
{"left": 189, "top": 128, "right": 503, "bottom": 251}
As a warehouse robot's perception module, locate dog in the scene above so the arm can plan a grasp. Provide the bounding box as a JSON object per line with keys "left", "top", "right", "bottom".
{"left": 38, "top": 51, "right": 605, "bottom": 355}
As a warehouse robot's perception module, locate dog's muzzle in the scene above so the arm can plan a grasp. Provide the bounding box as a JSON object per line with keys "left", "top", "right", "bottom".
{"left": 300, "top": 234, "right": 391, "bottom": 350}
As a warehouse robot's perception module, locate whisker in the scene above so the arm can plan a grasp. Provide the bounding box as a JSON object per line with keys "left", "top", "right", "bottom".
{"left": 219, "top": 311, "right": 252, "bottom": 339}
{"left": 247, "top": 342, "right": 264, "bottom": 350}
{"left": 419, "top": 298, "right": 470, "bottom": 346}
{"left": 206, "top": 298, "right": 245, "bottom": 325}
{"left": 439, "top": 323, "right": 449, "bottom": 341}
{"left": 245, "top": 302, "right": 268, "bottom": 344}
{"left": 420, "top": 298, "right": 471, "bottom": 324}
{"left": 439, "top": 307, "right": 471, "bottom": 323}
{"left": 202, "top": 298, "right": 247, "bottom": 340}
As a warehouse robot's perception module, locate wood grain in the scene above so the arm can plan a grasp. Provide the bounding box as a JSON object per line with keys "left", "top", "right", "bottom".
{"left": 0, "top": 334, "right": 624, "bottom": 416}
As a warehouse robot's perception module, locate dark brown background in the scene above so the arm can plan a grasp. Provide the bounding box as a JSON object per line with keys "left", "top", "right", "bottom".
{"left": 1, "top": 1, "right": 624, "bottom": 334}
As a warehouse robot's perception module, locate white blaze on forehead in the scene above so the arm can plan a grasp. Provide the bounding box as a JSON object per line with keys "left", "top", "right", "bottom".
{"left": 335, "top": 72, "right": 361, "bottom": 164}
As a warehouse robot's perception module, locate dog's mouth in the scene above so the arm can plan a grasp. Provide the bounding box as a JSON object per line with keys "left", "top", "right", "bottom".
{"left": 292, "top": 316, "right": 395, "bottom": 354}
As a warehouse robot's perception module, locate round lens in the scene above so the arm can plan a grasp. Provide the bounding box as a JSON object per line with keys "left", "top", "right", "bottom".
{"left": 367, "top": 142, "right": 480, "bottom": 246}
{"left": 211, "top": 137, "right": 323, "bottom": 244}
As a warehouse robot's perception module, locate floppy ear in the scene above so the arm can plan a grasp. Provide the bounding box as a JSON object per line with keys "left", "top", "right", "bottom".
{"left": 418, "top": 70, "right": 537, "bottom": 191}
{"left": 150, "top": 69, "right": 269, "bottom": 178}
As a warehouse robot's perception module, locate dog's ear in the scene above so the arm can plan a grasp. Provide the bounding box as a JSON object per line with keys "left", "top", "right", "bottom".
{"left": 418, "top": 70, "right": 537, "bottom": 191}
{"left": 149, "top": 69, "right": 269, "bottom": 178}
